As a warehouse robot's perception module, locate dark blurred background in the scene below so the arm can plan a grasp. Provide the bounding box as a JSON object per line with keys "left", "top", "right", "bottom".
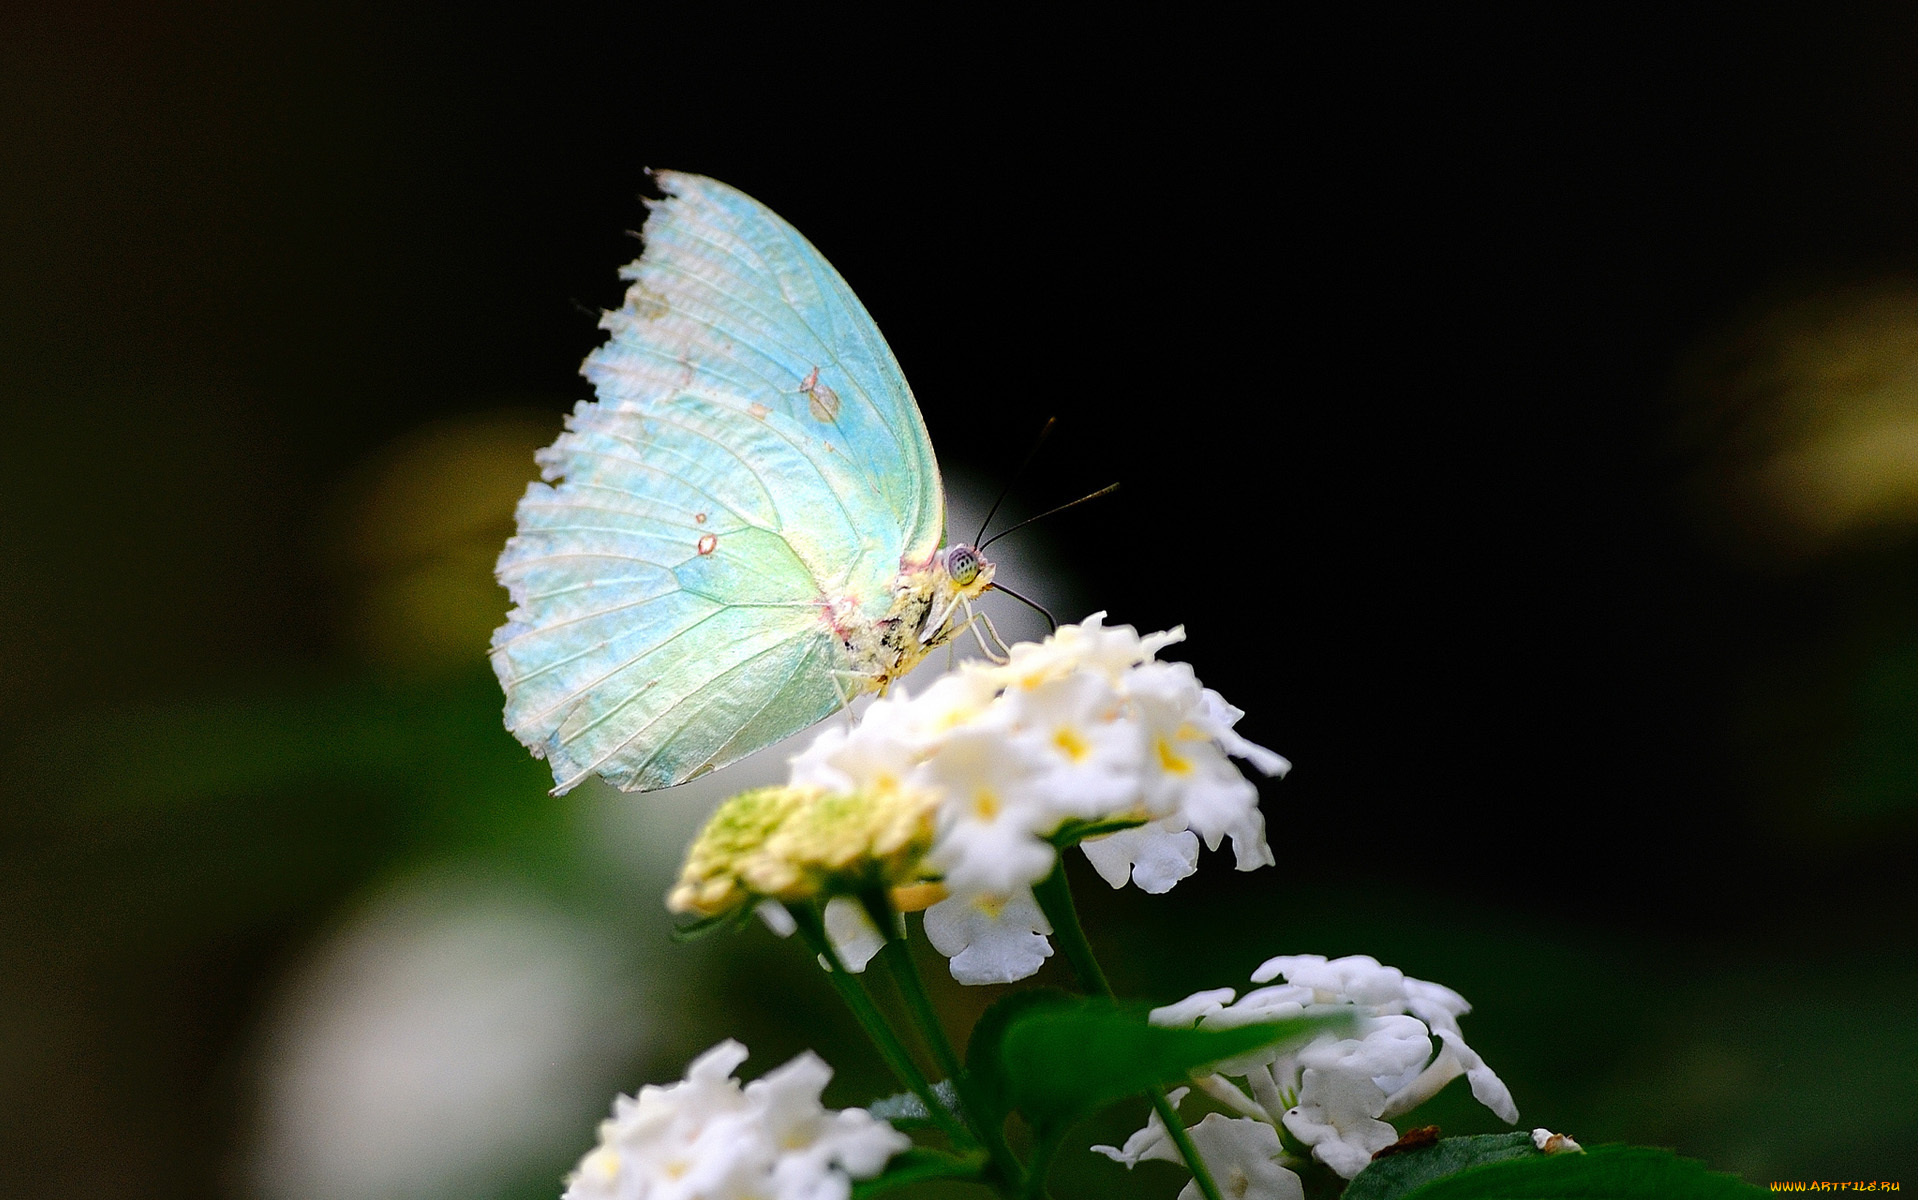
{"left": 2, "top": 6, "right": 1912, "bottom": 1198}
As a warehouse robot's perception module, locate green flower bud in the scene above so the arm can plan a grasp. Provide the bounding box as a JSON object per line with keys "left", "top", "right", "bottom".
{"left": 669, "top": 784, "right": 937, "bottom": 917}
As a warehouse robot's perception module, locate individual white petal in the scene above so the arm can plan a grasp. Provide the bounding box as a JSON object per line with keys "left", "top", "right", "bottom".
{"left": 1178, "top": 1113, "right": 1303, "bottom": 1200}
{"left": 1251, "top": 955, "right": 1407, "bottom": 1008}
{"left": 1076, "top": 827, "right": 1136, "bottom": 889}
{"left": 755, "top": 901, "right": 798, "bottom": 938}
{"left": 1402, "top": 976, "right": 1471, "bottom": 1037}
{"left": 1197, "top": 688, "right": 1292, "bottom": 778}
{"left": 1192, "top": 1072, "right": 1274, "bottom": 1121}
{"left": 1247, "top": 955, "right": 1296, "bottom": 985}
{"left": 822, "top": 896, "right": 885, "bottom": 973}
{"left": 818, "top": 1107, "right": 915, "bottom": 1177}
{"left": 1090, "top": 1120, "right": 1176, "bottom": 1169}
{"left": 685, "top": 1038, "right": 752, "bottom": 1085}
{"left": 922, "top": 890, "right": 1054, "bottom": 985}
{"left": 1282, "top": 1067, "right": 1397, "bottom": 1179}
{"left": 1062, "top": 613, "right": 1176, "bottom": 681}
{"left": 1209, "top": 985, "right": 1315, "bottom": 1024}
{"left": 1079, "top": 822, "right": 1201, "bottom": 893}
{"left": 1434, "top": 1028, "right": 1518, "bottom": 1124}
{"left": 1220, "top": 795, "right": 1277, "bottom": 873}
{"left": 1243, "top": 1061, "right": 1290, "bottom": 1123}
{"left": 1150, "top": 987, "right": 1239, "bottom": 1027}
{"left": 745, "top": 1050, "right": 835, "bottom": 1136}
{"left": 1090, "top": 1086, "right": 1188, "bottom": 1167}
{"left": 1124, "top": 657, "right": 1206, "bottom": 712}
{"left": 1138, "top": 625, "right": 1188, "bottom": 662}
{"left": 1380, "top": 1049, "right": 1464, "bottom": 1119}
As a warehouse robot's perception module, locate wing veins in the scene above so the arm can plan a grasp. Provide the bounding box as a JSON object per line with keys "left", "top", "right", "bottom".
{"left": 577, "top": 634, "right": 815, "bottom": 789}
{"left": 518, "top": 497, "right": 739, "bottom": 533}
{"left": 658, "top": 219, "right": 900, "bottom": 457}
{"left": 545, "top": 447, "right": 773, "bottom": 534}
{"left": 493, "top": 587, "right": 685, "bottom": 653}
{"left": 548, "top": 606, "right": 812, "bottom": 762}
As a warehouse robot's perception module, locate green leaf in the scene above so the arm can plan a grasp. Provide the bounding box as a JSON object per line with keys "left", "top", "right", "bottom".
{"left": 967, "top": 991, "right": 1350, "bottom": 1133}
{"left": 866, "top": 1079, "right": 962, "bottom": 1129}
{"left": 1344, "top": 1132, "right": 1544, "bottom": 1200}
{"left": 850, "top": 1147, "right": 985, "bottom": 1197}
{"left": 1373, "top": 1142, "right": 1768, "bottom": 1200}
{"left": 964, "top": 988, "right": 1070, "bottom": 1126}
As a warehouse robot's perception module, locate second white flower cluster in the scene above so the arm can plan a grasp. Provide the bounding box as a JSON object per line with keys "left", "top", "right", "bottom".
{"left": 563, "top": 1040, "right": 905, "bottom": 1200}
{"left": 1098, "top": 953, "right": 1519, "bottom": 1197}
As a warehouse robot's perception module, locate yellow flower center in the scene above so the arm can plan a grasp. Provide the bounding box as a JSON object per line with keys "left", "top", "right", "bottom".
{"left": 1155, "top": 737, "right": 1191, "bottom": 775}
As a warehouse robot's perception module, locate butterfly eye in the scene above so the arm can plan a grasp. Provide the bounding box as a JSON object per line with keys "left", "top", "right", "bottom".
{"left": 945, "top": 545, "right": 981, "bottom": 586}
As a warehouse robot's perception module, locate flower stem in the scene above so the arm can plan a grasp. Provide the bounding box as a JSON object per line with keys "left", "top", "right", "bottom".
{"left": 859, "top": 890, "right": 1028, "bottom": 1196}
{"left": 1029, "top": 859, "right": 1226, "bottom": 1200}
{"left": 1030, "top": 860, "right": 1110, "bottom": 996}
{"left": 1149, "top": 1091, "right": 1222, "bottom": 1200}
{"left": 785, "top": 902, "right": 975, "bottom": 1151}
{"left": 1020, "top": 1125, "right": 1070, "bottom": 1200}
{"left": 859, "top": 891, "right": 966, "bottom": 1086}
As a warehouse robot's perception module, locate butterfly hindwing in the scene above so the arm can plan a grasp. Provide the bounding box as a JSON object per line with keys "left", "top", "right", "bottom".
{"left": 492, "top": 172, "right": 942, "bottom": 792}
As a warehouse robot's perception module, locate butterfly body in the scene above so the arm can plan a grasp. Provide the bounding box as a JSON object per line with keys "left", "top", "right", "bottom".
{"left": 837, "top": 550, "right": 995, "bottom": 690}
{"left": 491, "top": 172, "right": 994, "bottom": 793}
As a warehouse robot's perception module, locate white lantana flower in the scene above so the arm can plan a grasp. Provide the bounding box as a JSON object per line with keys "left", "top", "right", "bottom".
{"left": 918, "top": 727, "right": 1062, "bottom": 896}
{"left": 680, "top": 615, "right": 1286, "bottom": 984}
{"left": 809, "top": 615, "right": 1291, "bottom": 982}
{"left": 1078, "top": 817, "right": 1201, "bottom": 893}
{"left": 563, "top": 1040, "right": 906, "bottom": 1200}
{"left": 921, "top": 887, "right": 1053, "bottom": 986}
{"left": 1093, "top": 1088, "right": 1305, "bottom": 1200}
{"left": 1125, "top": 660, "right": 1279, "bottom": 872}
{"left": 1110, "top": 954, "right": 1516, "bottom": 1184}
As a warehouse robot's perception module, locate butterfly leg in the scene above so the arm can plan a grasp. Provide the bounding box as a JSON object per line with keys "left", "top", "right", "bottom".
{"left": 827, "top": 668, "right": 865, "bottom": 729}
{"left": 957, "top": 600, "right": 1012, "bottom": 665}
{"left": 921, "top": 589, "right": 968, "bottom": 646}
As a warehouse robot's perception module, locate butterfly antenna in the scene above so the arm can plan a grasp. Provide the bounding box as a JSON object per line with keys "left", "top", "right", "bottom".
{"left": 978, "top": 482, "right": 1120, "bottom": 554}
{"left": 987, "top": 580, "right": 1058, "bottom": 634}
{"left": 974, "top": 416, "right": 1058, "bottom": 545}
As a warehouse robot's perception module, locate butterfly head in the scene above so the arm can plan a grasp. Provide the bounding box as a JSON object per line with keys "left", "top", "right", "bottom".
{"left": 941, "top": 543, "right": 993, "bottom": 591}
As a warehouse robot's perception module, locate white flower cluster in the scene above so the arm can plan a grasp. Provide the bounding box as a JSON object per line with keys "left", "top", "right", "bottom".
{"left": 563, "top": 1040, "right": 907, "bottom": 1200}
{"left": 788, "top": 614, "right": 1288, "bottom": 985}
{"left": 1096, "top": 954, "right": 1517, "bottom": 1190}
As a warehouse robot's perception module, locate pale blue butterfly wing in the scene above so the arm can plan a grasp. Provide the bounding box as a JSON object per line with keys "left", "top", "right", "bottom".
{"left": 491, "top": 171, "right": 946, "bottom": 792}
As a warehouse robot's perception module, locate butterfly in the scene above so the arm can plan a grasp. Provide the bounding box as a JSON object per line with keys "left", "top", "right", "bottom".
{"left": 491, "top": 171, "right": 999, "bottom": 793}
